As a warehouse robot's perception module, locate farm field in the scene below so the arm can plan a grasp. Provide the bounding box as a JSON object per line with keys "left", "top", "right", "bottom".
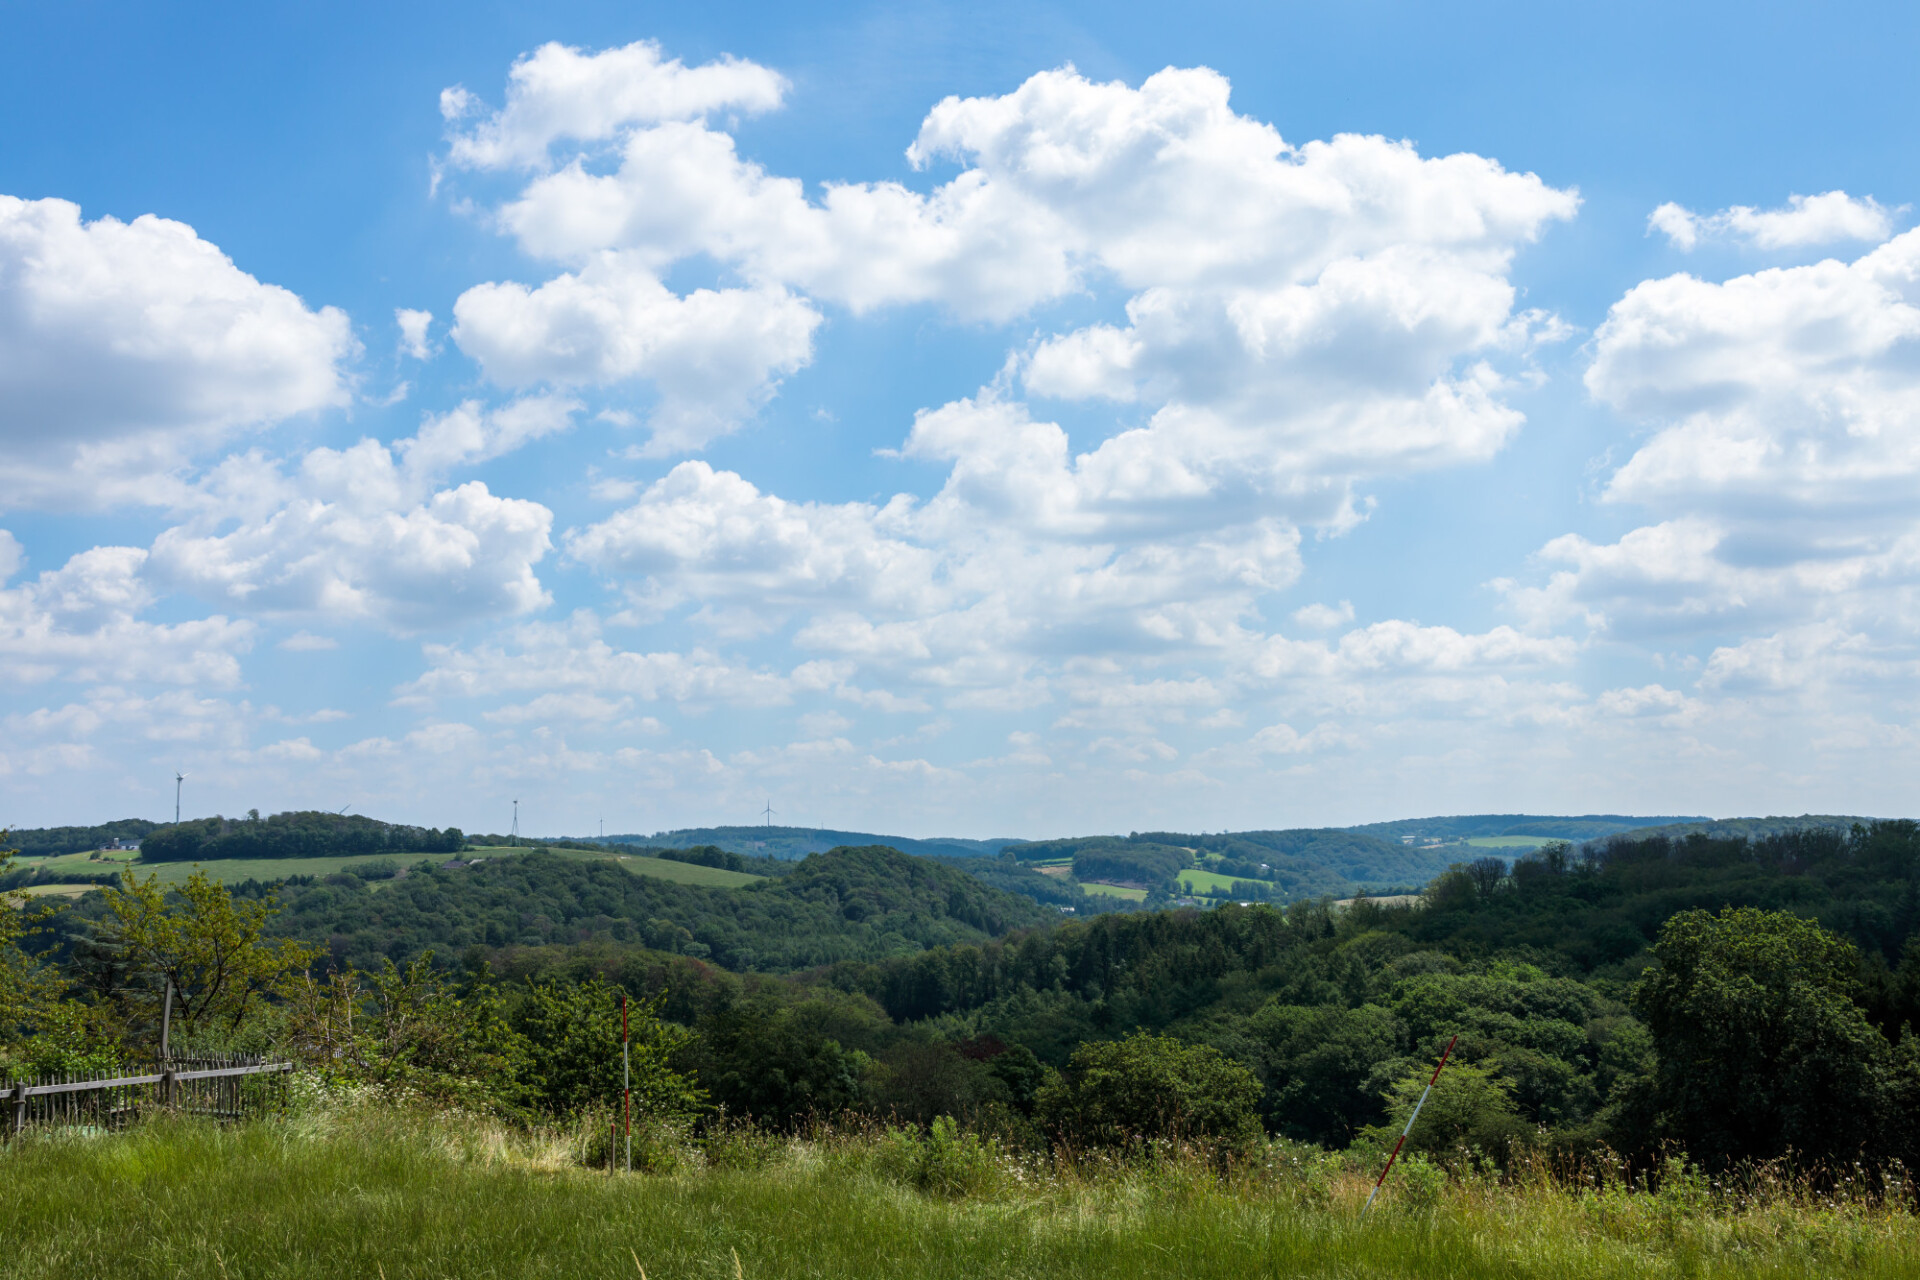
{"left": 1078, "top": 881, "right": 1147, "bottom": 901}
{"left": 1465, "top": 836, "right": 1553, "bottom": 849}
{"left": 1176, "top": 867, "right": 1255, "bottom": 894}
{"left": 572, "top": 850, "right": 764, "bottom": 888}
{"left": 3, "top": 1113, "right": 1916, "bottom": 1280}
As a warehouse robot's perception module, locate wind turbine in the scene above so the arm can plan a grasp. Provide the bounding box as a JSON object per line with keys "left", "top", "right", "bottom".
{"left": 511, "top": 799, "right": 519, "bottom": 842}
{"left": 762, "top": 800, "right": 775, "bottom": 828}
{"left": 173, "top": 770, "right": 187, "bottom": 824}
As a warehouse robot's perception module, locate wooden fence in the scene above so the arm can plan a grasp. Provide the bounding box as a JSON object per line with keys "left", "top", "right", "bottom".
{"left": 3, "top": 1053, "right": 293, "bottom": 1136}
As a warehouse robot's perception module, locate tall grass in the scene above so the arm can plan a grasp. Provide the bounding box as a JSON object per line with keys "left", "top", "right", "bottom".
{"left": 3, "top": 1106, "right": 1917, "bottom": 1279}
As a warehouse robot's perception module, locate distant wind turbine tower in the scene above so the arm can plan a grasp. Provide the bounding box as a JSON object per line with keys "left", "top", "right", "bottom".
{"left": 511, "top": 799, "right": 519, "bottom": 841}
{"left": 762, "top": 800, "right": 775, "bottom": 827}
{"left": 173, "top": 770, "right": 187, "bottom": 824}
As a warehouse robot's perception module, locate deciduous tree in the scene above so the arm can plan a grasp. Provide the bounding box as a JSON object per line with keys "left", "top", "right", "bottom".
{"left": 99, "top": 869, "right": 317, "bottom": 1042}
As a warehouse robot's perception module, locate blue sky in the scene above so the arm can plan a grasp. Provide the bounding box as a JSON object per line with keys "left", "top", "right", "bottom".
{"left": 3, "top": 1, "right": 1918, "bottom": 837}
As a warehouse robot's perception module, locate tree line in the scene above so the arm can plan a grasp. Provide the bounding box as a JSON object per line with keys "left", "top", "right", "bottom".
{"left": 141, "top": 811, "right": 466, "bottom": 862}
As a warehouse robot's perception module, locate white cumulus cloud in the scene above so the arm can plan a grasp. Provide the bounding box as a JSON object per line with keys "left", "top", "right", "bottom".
{"left": 1648, "top": 190, "right": 1897, "bottom": 252}
{"left": 0, "top": 197, "right": 356, "bottom": 507}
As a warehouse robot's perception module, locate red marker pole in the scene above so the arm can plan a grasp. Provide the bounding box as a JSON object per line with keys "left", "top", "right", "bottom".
{"left": 1362, "top": 1033, "right": 1457, "bottom": 1219}
{"left": 622, "top": 994, "right": 631, "bottom": 1174}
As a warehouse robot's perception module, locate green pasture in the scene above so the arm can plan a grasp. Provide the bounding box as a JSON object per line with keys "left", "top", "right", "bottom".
{"left": 4, "top": 1111, "right": 1917, "bottom": 1280}
{"left": 1466, "top": 836, "right": 1553, "bottom": 849}
{"left": 576, "top": 851, "right": 764, "bottom": 888}
{"left": 10, "top": 883, "right": 97, "bottom": 898}
{"left": 1177, "top": 868, "right": 1252, "bottom": 894}
{"left": 1079, "top": 882, "right": 1147, "bottom": 901}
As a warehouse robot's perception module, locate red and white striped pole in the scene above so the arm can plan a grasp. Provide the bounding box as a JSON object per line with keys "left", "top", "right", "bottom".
{"left": 1362, "top": 1033, "right": 1457, "bottom": 1219}
{"left": 622, "top": 994, "right": 632, "bottom": 1174}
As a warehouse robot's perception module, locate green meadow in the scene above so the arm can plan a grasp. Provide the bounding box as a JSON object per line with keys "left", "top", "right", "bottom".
{"left": 3, "top": 1109, "right": 1916, "bottom": 1280}
{"left": 1177, "top": 867, "right": 1250, "bottom": 894}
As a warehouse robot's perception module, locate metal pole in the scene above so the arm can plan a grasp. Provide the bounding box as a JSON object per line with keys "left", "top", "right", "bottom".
{"left": 1362, "top": 1034, "right": 1457, "bottom": 1219}
{"left": 623, "top": 994, "right": 631, "bottom": 1174}
{"left": 160, "top": 979, "right": 174, "bottom": 1064}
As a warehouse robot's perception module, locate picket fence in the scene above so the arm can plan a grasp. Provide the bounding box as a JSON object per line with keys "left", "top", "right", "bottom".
{"left": 3, "top": 1053, "right": 293, "bottom": 1135}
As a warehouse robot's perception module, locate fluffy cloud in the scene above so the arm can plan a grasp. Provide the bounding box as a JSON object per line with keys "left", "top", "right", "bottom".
{"left": 144, "top": 399, "right": 571, "bottom": 631}
{"left": 1508, "top": 223, "right": 1920, "bottom": 705}
{"left": 443, "top": 52, "right": 1573, "bottom": 460}
{"left": 0, "top": 541, "right": 254, "bottom": 686}
{"left": 1589, "top": 229, "right": 1920, "bottom": 516}
{"left": 451, "top": 261, "right": 819, "bottom": 453}
{"left": 1648, "top": 191, "right": 1897, "bottom": 252}
{"left": 0, "top": 197, "right": 355, "bottom": 507}
{"left": 442, "top": 39, "right": 786, "bottom": 172}
{"left": 567, "top": 461, "right": 935, "bottom": 613}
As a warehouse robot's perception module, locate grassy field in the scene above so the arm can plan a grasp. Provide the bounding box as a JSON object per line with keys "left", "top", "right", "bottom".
{"left": 583, "top": 852, "right": 763, "bottom": 888}
{"left": 3, "top": 1110, "right": 1916, "bottom": 1279}
{"left": 1177, "top": 868, "right": 1252, "bottom": 894}
{"left": 1078, "top": 881, "right": 1148, "bottom": 901}
{"left": 9, "top": 847, "right": 765, "bottom": 892}
{"left": 10, "top": 884, "right": 99, "bottom": 898}
{"left": 1465, "top": 836, "right": 1554, "bottom": 849}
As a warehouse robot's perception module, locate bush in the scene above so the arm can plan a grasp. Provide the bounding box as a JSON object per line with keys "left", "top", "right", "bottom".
{"left": 1035, "top": 1030, "right": 1264, "bottom": 1154}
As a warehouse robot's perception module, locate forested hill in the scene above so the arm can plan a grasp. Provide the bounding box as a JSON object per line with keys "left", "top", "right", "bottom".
{"left": 46, "top": 845, "right": 1052, "bottom": 975}
{"left": 609, "top": 825, "right": 1022, "bottom": 861}
{"left": 1576, "top": 814, "right": 1873, "bottom": 843}
{"left": 1346, "top": 814, "right": 1710, "bottom": 842}
{"left": 1002, "top": 828, "right": 1450, "bottom": 897}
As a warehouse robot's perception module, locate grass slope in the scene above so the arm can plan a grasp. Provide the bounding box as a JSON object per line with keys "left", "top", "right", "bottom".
{"left": 3, "top": 1114, "right": 1916, "bottom": 1280}
{"left": 536, "top": 848, "right": 764, "bottom": 888}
